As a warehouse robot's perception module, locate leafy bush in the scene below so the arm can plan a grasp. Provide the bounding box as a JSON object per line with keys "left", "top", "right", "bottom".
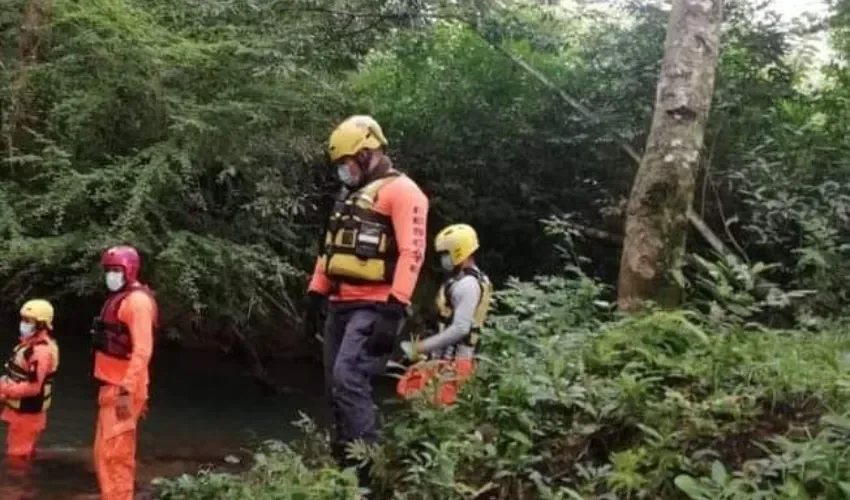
{"left": 155, "top": 445, "right": 360, "bottom": 500}
{"left": 156, "top": 273, "right": 850, "bottom": 499}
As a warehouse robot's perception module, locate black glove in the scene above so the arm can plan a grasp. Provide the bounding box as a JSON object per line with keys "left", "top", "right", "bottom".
{"left": 365, "top": 295, "right": 408, "bottom": 356}
{"left": 303, "top": 291, "right": 325, "bottom": 340}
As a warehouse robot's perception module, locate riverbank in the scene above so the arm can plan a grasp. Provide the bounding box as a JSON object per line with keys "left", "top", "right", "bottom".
{"left": 0, "top": 444, "right": 252, "bottom": 500}
{"left": 155, "top": 276, "right": 850, "bottom": 499}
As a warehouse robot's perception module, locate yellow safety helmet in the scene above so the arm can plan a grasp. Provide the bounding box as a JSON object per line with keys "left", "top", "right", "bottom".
{"left": 20, "top": 299, "right": 54, "bottom": 329}
{"left": 328, "top": 115, "right": 388, "bottom": 162}
{"left": 434, "top": 224, "right": 480, "bottom": 266}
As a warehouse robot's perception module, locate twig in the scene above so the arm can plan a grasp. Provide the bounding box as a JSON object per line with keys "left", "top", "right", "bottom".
{"left": 258, "top": 286, "right": 299, "bottom": 320}
{"left": 478, "top": 31, "right": 742, "bottom": 260}
{"left": 228, "top": 322, "right": 294, "bottom": 395}
{"left": 550, "top": 217, "right": 623, "bottom": 244}
{"left": 708, "top": 172, "right": 749, "bottom": 263}
{"left": 700, "top": 121, "right": 723, "bottom": 218}
{"left": 484, "top": 40, "right": 644, "bottom": 164}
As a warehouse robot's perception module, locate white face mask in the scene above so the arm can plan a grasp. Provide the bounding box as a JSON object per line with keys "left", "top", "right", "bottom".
{"left": 440, "top": 253, "right": 455, "bottom": 271}
{"left": 337, "top": 165, "right": 357, "bottom": 187}
{"left": 19, "top": 322, "right": 35, "bottom": 338}
{"left": 105, "top": 271, "right": 125, "bottom": 292}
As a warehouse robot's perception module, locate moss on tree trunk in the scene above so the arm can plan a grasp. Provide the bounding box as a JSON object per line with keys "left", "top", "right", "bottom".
{"left": 617, "top": 0, "right": 725, "bottom": 312}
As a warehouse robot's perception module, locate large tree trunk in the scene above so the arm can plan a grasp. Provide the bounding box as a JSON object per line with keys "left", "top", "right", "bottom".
{"left": 617, "top": 0, "right": 725, "bottom": 312}
{"left": 476, "top": 19, "right": 738, "bottom": 265}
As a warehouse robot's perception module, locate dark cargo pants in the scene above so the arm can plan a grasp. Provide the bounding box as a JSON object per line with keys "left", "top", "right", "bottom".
{"left": 322, "top": 304, "right": 394, "bottom": 462}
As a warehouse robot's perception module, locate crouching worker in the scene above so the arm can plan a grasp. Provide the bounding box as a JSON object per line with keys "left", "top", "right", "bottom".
{"left": 397, "top": 224, "right": 492, "bottom": 406}
{"left": 0, "top": 299, "right": 59, "bottom": 465}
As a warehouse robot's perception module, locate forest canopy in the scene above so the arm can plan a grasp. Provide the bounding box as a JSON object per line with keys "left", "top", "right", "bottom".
{"left": 0, "top": 0, "right": 844, "bottom": 352}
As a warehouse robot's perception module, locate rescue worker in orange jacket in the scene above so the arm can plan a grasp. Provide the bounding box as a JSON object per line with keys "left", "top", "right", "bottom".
{"left": 396, "top": 224, "right": 492, "bottom": 406}
{"left": 304, "top": 115, "right": 429, "bottom": 489}
{"left": 90, "top": 245, "right": 158, "bottom": 500}
{"left": 0, "top": 299, "right": 60, "bottom": 465}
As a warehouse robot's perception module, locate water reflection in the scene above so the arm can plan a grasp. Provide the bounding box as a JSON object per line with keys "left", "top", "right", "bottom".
{"left": 0, "top": 448, "right": 97, "bottom": 499}
{"left": 0, "top": 335, "right": 329, "bottom": 497}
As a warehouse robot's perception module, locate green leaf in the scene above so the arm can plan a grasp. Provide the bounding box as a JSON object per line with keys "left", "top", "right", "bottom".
{"left": 674, "top": 475, "right": 709, "bottom": 499}
{"left": 710, "top": 460, "right": 728, "bottom": 486}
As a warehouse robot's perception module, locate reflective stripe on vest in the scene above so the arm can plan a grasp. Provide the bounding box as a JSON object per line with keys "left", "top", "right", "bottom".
{"left": 319, "top": 172, "right": 401, "bottom": 286}
{"left": 434, "top": 266, "right": 493, "bottom": 359}
{"left": 4, "top": 337, "right": 60, "bottom": 414}
{"left": 92, "top": 284, "right": 158, "bottom": 360}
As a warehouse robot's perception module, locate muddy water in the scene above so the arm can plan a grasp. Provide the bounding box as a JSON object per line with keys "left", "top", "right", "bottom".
{"left": 0, "top": 334, "right": 333, "bottom": 499}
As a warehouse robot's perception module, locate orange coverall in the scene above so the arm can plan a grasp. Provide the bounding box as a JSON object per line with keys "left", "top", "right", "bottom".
{"left": 92, "top": 288, "right": 156, "bottom": 500}
{"left": 0, "top": 330, "right": 57, "bottom": 460}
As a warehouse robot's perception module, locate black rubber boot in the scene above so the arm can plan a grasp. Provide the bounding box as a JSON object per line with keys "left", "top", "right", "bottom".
{"left": 352, "top": 458, "right": 375, "bottom": 499}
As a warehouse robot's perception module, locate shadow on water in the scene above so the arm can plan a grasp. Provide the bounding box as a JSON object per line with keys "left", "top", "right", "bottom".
{"left": 0, "top": 329, "right": 334, "bottom": 498}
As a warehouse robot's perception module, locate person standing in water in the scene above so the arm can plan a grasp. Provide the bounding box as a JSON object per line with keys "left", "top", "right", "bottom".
{"left": 90, "top": 245, "right": 158, "bottom": 500}
{"left": 0, "top": 299, "right": 60, "bottom": 467}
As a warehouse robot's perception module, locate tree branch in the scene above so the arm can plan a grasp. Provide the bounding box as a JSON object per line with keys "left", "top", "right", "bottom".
{"left": 708, "top": 172, "right": 749, "bottom": 263}
{"left": 475, "top": 32, "right": 737, "bottom": 261}
{"left": 277, "top": 5, "right": 743, "bottom": 264}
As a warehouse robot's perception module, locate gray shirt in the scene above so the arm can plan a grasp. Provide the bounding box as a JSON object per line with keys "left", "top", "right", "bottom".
{"left": 418, "top": 274, "right": 481, "bottom": 355}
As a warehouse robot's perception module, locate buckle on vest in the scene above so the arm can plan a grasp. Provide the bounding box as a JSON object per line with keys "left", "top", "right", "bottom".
{"left": 91, "top": 317, "right": 106, "bottom": 334}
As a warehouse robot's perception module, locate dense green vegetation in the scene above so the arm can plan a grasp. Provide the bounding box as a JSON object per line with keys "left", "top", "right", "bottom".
{"left": 155, "top": 275, "right": 850, "bottom": 499}
{"left": 4, "top": 0, "right": 850, "bottom": 497}
{"left": 2, "top": 0, "right": 845, "bottom": 346}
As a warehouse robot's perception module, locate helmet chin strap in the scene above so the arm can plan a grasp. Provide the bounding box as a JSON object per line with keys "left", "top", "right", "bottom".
{"left": 345, "top": 150, "right": 389, "bottom": 190}
{"left": 352, "top": 150, "right": 375, "bottom": 187}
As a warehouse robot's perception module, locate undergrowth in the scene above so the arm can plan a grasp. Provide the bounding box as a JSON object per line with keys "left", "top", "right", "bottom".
{"left": 155, "top": 273, "right": 850, "bottom": 499}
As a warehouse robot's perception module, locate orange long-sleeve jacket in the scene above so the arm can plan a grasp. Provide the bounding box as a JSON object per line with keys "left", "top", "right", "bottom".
{"left": 93, "top": 288, "right": 156, "bottom": 399}
{"left": 308, "top": 173, "right": 429, "bottom": 305}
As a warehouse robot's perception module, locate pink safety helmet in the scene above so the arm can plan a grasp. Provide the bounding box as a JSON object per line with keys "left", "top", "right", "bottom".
{"left": 101, "top": 245, "right": 141, "bottom": 282}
